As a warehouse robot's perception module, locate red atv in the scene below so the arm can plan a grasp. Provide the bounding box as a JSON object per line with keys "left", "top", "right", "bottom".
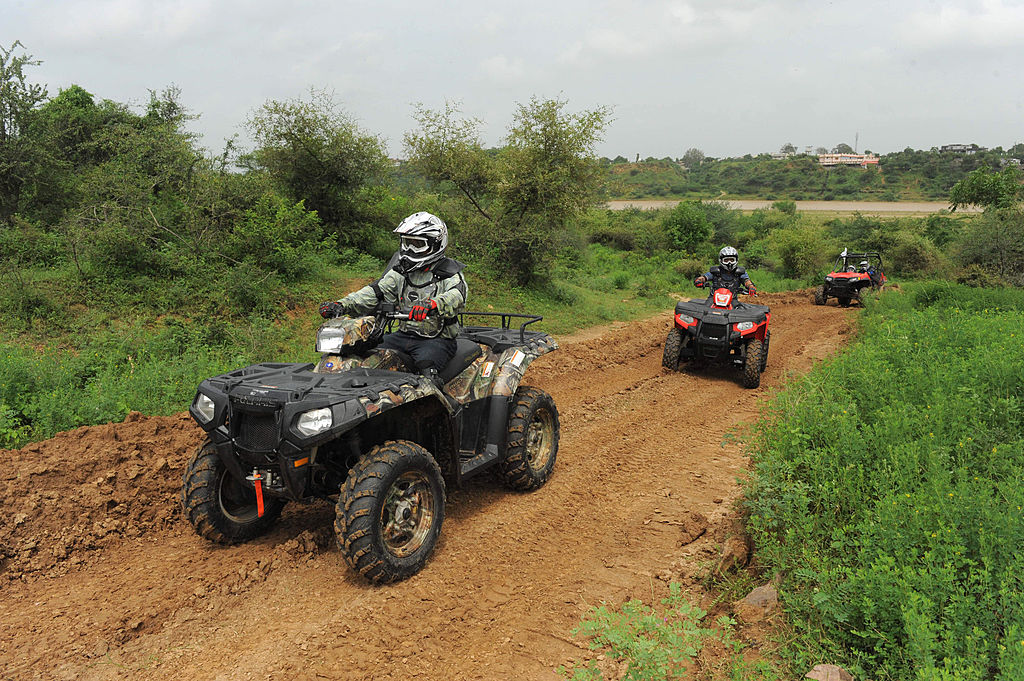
{"left": 662, "top": 283, "right": 771, "bottom": 388}
{"left": 815, "top": 251, "right": 887, "bottom": 307}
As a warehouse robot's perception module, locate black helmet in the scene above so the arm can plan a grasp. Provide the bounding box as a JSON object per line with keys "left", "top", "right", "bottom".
{"left": 719, "top": 246, "right": 738, "bottom": 271}
{"left": 394, "top": 212, "right": 448, "bottom": 271}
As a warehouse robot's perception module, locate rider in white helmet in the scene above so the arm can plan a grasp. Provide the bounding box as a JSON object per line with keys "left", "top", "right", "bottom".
{"left": 319, "top": 212, "right": 468, "bottom": 385}
{"left": 693, "top": 246, "right": 756, "bottom": 294}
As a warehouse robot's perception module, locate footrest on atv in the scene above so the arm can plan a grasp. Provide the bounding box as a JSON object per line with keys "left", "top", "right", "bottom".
{"left": 458, "top": 444, "right": 502, "bottom": 478}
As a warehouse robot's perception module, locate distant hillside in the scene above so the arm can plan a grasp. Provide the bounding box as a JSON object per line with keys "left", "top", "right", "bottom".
{"left": 603, "top": 145, "right": 1024, "bottom": 201}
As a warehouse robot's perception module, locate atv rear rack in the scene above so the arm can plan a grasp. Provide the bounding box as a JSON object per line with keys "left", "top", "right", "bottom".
{"left": 458, "top": 311, "right": 545, "bottom": 351}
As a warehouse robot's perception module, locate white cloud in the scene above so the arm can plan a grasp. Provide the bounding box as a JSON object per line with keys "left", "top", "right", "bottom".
{"left": 479, "top": 55, "right": 526, "bottom": 81}
{"left": 901, "top": 0, "right": 1024, "bottom": 50}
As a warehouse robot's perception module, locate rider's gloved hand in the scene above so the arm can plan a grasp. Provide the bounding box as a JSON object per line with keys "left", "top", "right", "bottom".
{"left": 319, "top": 301, "right": 344, "bottom": 318}
{"left": 409, "top": 300, "right": 438, "bottom": 321}
{"left": 747, "top": 285, "right": 757, "bottom": 295}
{"left": 694, "top": 276, "right": 707, "bottom": 287}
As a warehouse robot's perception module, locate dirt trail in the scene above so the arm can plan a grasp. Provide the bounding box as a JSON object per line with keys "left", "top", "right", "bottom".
{"left": 1, "top": 291, "right": 853, "bottom": 681}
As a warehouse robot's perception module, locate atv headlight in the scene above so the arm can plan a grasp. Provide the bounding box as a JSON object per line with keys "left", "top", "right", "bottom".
{"left": 735, "top": 321, "right": 755, "bottom": 332}
{"left": 678, "top": 314, "right": 695, "bottom": 325}
{"left": 825, "top": 276, "right": 833, "bottom": 282}
{"left": 193, "top": 393, "right": 216, "bottom": 423}
{"left": 316, "top": 326, "right": 347, "bottom": 354}
{"left": 296, "top": 408, "right": 332, "bottom": 437}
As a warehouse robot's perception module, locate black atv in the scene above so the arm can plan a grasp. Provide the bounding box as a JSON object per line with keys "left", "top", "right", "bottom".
{"left": 662, "top": 283, "right": 771, "bottom": 388}
{"left": 815, "top": 251, "right": 887, "bottom": 307}
{"left": 182, "top": 305, "right": 559, "bottom": 583}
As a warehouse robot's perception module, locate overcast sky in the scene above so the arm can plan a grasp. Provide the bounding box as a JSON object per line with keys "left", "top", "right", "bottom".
{"left": 5, "top": 0, "right": 1024, "bottom": 159}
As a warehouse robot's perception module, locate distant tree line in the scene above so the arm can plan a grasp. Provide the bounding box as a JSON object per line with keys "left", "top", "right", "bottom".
{"left": 602, "top": 143, "right": 1024, "bottom": 201}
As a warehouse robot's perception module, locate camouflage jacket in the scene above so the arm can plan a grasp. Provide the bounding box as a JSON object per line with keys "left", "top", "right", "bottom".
{"left": 336, "top": 255, "right": 468, "bottom": 339}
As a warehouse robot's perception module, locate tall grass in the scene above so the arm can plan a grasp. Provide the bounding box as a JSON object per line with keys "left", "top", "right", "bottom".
{"left": 743, "top": 282, "right": 1024, "bottom": 680}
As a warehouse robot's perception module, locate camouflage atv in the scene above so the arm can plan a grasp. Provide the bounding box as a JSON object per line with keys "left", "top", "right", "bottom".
{"left": 182, "top": 305, "right": 559, "bottom": 583}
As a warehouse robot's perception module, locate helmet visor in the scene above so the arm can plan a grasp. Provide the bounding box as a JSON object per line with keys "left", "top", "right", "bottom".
{"left": 400, "top": 235, "right": 431, "bottom": 255}
{"left": 720, "top": 255, "right": 737, "bottom": 267}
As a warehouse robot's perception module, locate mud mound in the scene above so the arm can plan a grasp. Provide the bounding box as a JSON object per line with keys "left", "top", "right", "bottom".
{"left": 0, "top": 412, "right": 203, "bottom": 582}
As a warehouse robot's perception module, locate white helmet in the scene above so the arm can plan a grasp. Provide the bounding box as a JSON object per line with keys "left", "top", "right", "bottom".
{"left": 719, "top": 246, "right": 739, "bottom": 271}
{"left": 394, "top": 212, "right": 448, "bottom": 271}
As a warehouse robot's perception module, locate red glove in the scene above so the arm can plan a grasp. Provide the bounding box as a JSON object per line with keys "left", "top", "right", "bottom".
{"left": 319, "top": 301, "right": 344, "bottom": 318}
{"left": 409, "top": 300, "right": 438, "bottom": 321}
{"left": 747, "top": 284, "right": 757, "bottom": 295}
{"left": 694, "top": 276, "right": 707, "bottom": 288}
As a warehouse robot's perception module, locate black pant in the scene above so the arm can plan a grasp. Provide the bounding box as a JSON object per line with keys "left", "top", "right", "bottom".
{"left": 379, "top": 331, "right": 456, "bottom": 373}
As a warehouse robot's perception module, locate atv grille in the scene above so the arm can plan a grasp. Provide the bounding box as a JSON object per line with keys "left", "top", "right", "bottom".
{"left": 699, "top": 323, "right": 729, "bottom": 341}
{"left": 235, "top": 411, "right": 280, "bottom": 451}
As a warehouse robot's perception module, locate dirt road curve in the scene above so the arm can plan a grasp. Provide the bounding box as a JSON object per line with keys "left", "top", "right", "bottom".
{"left": 1, "top": 292, "right": 853, "bottom": 681}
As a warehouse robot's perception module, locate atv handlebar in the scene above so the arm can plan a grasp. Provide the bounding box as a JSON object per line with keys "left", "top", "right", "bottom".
{"left": 695, "top": 281, "right": 754, "bottom": 295}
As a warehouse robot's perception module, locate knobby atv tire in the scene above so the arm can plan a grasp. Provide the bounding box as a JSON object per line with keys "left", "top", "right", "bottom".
{"left": 181, "top": 439, "right": 284, "bottom": 544}
{"left": 500, "top": 386, "right": 559, "bottom": 492}
{"left": 662, "top": 329, "right": 683, "bottom": 371}
{"left": 814, "top": 285, "right": 827, "bottom": 305}
{"left": 742, "top": 339, "right": 765, "bottom": 389}
{"left": 335, "top": 440, "right": 445, "bottom": 584}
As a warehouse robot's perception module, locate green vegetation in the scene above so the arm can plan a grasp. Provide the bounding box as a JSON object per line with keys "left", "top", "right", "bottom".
{"left": 603, "top": 145, "right": 1024, "bottom": 201}
{"left": 558, "top": 583, "right": 779, "bottom": 680}
{"left": 405, "top": 98, "right": 611, "bottom": 285}
{"left": 743, "top": 283, "right": 1024, "bottom": 680}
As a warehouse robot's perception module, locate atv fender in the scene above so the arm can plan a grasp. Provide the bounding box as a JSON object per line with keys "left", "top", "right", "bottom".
{"left": 357, "top": 378, "right": 454, "bottom": 418}
{"left": 487, "top": 339, "right": 559, "bottom": 398}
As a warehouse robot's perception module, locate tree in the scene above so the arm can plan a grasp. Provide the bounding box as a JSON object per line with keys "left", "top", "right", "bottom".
{"left": 816, "top": 147, "right": 829, "bottom": 155}
{"left": 0, "top": 41, "right": 48, "bottom": 224}
{"left": 405, "top": 97, "right": 611, "bottom": 284}
{"left": 663, "top": 201, "right": 712, "bottom": 252}
{"left": 779, "top": 142, "right": 796, "bottom": 155}
{"left": 832, "top": 143, "right": 854, "bottom": 153}
{"left": 949, "top": 166, "right": 1022, "bottom": 211}
{"left": 246, "top": 89, "right": 390, "bottom": 248}
{"left": 681, "top": 148, "right": 705, "bottom": 167}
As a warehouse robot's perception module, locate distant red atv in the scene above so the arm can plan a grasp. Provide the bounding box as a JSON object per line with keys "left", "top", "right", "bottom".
{"left": 814, "top": 251, "right": 887, "bottom": 307}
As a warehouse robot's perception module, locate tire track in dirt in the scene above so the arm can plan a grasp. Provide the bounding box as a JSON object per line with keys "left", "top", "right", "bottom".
{"left": 0, "top": 291, "right": 853, "bottom": 681}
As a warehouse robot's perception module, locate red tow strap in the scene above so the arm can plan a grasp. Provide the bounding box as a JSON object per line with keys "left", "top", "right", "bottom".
{"left": 253, "top": 472, "right": 265, "bottom": 518}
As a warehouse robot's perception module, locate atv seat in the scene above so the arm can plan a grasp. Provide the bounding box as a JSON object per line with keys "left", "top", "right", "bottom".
{"left": 441, "top": 338, "right": 483, "bottom": 383}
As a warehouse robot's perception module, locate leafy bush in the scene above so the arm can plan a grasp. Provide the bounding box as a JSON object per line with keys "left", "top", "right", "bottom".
{"left": 663, "top": 201, "right": 713, "bottom": 251}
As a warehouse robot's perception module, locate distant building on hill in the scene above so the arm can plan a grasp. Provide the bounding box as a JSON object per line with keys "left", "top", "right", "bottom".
{"left": 817, "top": 153, "right": 880, "bottom": 168}
{"left": 940, "top": 143, "right": 986, "bottom": 154}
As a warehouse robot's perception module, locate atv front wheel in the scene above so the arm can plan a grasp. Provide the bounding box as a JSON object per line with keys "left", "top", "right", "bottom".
{"left": 814, "top": 286, "right": 827, "bottom": 305}
{"left": 335, "top": 441, "right": 445, "bottom": 584}
{"left": 182, "top": 440, "right": 285, "bottom": 544}
{"left": 662, "top": 329, "right": 683, "bottom": 371}
{"left": 742, "top": 339, "right": 765, "bottom": 389}
{"left": 500, "top": 386, "right": 559, "bottom": 491}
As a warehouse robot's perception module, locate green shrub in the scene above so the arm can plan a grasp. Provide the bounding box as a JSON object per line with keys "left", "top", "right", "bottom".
{"left": 743, "top": 283, "right": 1024, "bottom": 679}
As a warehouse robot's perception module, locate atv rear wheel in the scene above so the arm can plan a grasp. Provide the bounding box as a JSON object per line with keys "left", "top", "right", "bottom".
{"left": 742, "top": 339, "right": 765, "bottom": 389}
{"left": 182, "top": 440, "right": 285, "bottom": 544}
{"left": 500, "top": 386, "right": 559, "bottom": 491}
{"left": 335, "top": 440, "right": 445, "bottom": 584}
{"left": 814, "top": 285, "right": 827, "bottom": 305}
{"left": 662, "top": 329, "right": 683, "bottom": 371}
